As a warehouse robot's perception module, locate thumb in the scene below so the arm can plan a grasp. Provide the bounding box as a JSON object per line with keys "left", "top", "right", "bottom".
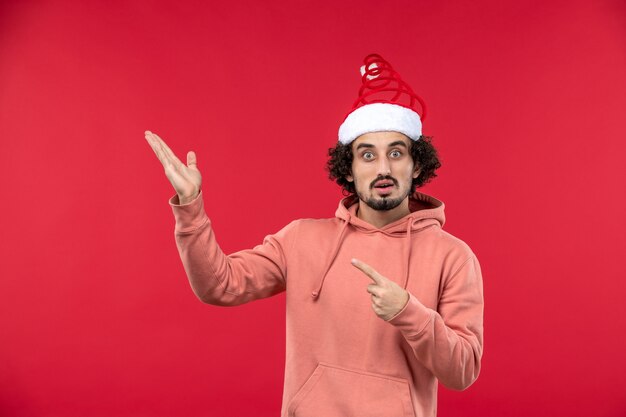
{"left": 187, "top": 151, "right": 198, "bottom": 169}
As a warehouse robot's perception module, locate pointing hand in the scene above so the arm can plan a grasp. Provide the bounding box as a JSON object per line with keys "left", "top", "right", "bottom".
{"left": 145, "top": 131, "right": 202, "bottom": 204}
{"left": 351, "top": 258, "right": 410, "bottom": 321}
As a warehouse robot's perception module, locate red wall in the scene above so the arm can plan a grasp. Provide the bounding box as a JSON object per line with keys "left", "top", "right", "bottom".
{"left": 1, "top": 1, "right": 625, "bottom": 416}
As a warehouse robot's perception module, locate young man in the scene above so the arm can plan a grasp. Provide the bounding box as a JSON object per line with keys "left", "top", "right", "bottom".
{"left": 146, "top": 54, "right": 484, "bottom": 417}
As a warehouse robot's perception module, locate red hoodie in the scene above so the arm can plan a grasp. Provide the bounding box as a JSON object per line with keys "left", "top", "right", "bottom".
{"left": 169, "top": 189, "right": 484, "bottom": 417}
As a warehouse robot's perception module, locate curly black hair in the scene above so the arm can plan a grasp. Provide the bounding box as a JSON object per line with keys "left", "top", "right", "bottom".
{"left": 326, "top": 135, "right": 442, "bottom": 195}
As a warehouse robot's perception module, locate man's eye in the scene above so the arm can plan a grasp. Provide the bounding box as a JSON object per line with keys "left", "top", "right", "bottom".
{"left": 390, "top": 150, "right": 401, "bottom": 158}
{"left": 363, "top": 152, "right": 374, "bottom": 160}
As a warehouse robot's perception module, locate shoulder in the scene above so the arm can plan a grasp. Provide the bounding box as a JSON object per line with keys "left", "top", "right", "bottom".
{"left": 274, "top": 217, "right": 343, "bottom": 251}
{"left": 436, "top": 228, "right": 475, "bottom": 257}
{"left": 289, "top": 217, "right": 343, "bottom": 235}
{"left": 421, "top": 227, "right": 479, "bottom": 277}
{"left": 436, "top": 229, "right": 484, "bottom": 285}
{"left": 250, "top": 217, "right": 341, "bottom": 262}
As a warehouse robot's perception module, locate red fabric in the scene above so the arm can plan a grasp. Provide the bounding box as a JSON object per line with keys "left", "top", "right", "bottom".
{"left": 350, "top": 53, "right": 427, "bottom": 121}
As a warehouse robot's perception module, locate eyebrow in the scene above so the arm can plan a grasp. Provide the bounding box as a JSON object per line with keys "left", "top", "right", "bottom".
{"left": 355, "top": 140, "right": 408, "bottom": 151}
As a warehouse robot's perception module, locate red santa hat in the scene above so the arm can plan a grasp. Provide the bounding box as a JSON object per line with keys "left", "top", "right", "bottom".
{"left": 338, "top": 53, "right": 427, "bottom": 145}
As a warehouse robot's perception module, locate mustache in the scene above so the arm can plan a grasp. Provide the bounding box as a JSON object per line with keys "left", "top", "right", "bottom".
{"left": 370, "top": 175, "right": 398, "bottom": 189}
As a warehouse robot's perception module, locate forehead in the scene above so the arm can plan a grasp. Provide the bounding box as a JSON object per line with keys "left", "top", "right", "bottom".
{"left": 351, "top": 131, "right": 411, "bottom": 149}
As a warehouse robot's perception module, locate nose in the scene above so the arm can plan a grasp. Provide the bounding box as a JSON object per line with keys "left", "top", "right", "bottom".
{"left": 376, "top": 156, "right": 391, "bottom": 176}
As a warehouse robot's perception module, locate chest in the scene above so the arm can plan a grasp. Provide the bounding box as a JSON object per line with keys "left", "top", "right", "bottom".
{"left": 289, "top": 233, "right": 444, "bottom": 311}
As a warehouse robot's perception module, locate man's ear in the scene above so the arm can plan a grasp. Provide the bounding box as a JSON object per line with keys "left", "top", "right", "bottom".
{"left": 412, "top": 166, "right": 421, "bottom": 179}
{"left": 346, "top": 173, "right": 354, "bottom": 182}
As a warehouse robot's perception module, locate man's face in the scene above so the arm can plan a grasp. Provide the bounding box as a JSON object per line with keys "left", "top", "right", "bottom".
{"left": 346, "top": 131, "right": 420, "bottom": 211}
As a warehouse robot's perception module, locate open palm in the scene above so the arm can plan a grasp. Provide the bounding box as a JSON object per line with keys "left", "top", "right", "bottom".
{"left": 145, "top": 130, "right": 202, "bottom": 204}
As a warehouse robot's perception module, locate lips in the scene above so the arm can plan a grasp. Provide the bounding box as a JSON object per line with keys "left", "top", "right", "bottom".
{"left": 373, "top": 180, "right": 394, "bottom": 189}
{"left": 373, "top": 179, "right": 395, "bottom": 196}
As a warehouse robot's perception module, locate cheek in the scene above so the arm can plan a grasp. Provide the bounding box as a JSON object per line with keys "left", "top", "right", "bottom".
{"left": 350, "top": 162, "right": 369, "bottom": 179}
{"left": 351, "top": 167, "right": 372, "bottom": 189}
{"left": 398, "top": 163, "right": 414, "bottom": 176}
{"left": 397, "top": 163, "right": 417, "bottom": 184}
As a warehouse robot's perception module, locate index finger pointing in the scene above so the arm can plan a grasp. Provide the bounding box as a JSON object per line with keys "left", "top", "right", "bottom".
{"left": 351, "top": 258, "right": 384, "bottom": 284}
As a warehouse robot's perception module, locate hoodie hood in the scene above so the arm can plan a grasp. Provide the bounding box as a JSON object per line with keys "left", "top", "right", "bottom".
{"left": 335, "top": 190, "right": 445, "bottom": 232}
{"left": 311, "top": 191, "right": 446, "bottom": 299}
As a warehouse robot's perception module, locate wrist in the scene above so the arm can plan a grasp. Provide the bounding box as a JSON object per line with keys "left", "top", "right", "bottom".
{"left": 178, "top": 190, "right": 199, "bottom": 205}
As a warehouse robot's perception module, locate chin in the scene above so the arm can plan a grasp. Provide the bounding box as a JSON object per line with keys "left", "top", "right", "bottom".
{"left": 362, "top": 195, "right": 405, "bottom": 211}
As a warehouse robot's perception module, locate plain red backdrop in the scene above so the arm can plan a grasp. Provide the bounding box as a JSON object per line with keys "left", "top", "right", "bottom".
{"left": 1, "top": 0, "right": 625, "bottom": 416}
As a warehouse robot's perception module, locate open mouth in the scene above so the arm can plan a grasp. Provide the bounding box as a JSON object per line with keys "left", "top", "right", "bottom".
{"left": 373, "top": 180, "right": 395, "bottom": 189}
{"left": 373, "top": 180, "right": 395, "bottom": 195}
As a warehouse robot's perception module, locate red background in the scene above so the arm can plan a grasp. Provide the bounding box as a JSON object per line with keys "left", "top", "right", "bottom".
{"left": 1, "top": 1, "right": 625, "bottom": 416}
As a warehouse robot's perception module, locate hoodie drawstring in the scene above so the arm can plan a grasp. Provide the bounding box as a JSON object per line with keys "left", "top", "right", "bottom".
{"left": 401, "top": 216, "right": 414, "bottom": 290}
{"left": 311, "top": 213, "right": 351, "bottom": 299}
{"left": 312, "top": 213, "right": 415, "bottom": 299}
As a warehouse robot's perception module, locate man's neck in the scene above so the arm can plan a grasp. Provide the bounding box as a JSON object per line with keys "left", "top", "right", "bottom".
{"left": 355, "top": 198, "right": 411, "bottom": 229}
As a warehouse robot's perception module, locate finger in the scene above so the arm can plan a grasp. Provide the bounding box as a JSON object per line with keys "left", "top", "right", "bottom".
{"left": 145, "top": 130, "right": 158, "bottom": 151}
{"left": 145, "top": 132, "right": 168, "bottom": 162}
{"left": 187, "top": 151, "right": 198, "bottom": 169}
{"left": 366, "top": 284, "right": 381, "bottom": 297}
{"left": 157, "top": 136, "right": 184, "bottom": 168}
{"left": 145, "top": 132, "right": 169, "bottom": 166}
{"left": 150, "top": 132, "right": 184, "bottom": 168}
{"left": 351, "top": 258, "right": 384, "bottom": 284}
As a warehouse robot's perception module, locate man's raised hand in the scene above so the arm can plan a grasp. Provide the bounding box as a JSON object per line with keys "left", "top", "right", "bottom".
{"left": 351, "top": 258, "right": 410, "bottom": 321}
{"left": 145, "top": 131, "right": 202, "bottom": 205}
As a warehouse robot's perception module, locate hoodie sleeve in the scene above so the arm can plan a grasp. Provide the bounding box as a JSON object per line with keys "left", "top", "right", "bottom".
{"left": 169, "top": 190, "right": 296, "bottom": 306}
{"left": 387, "top": 254, "right": 484, "bottom": 390}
